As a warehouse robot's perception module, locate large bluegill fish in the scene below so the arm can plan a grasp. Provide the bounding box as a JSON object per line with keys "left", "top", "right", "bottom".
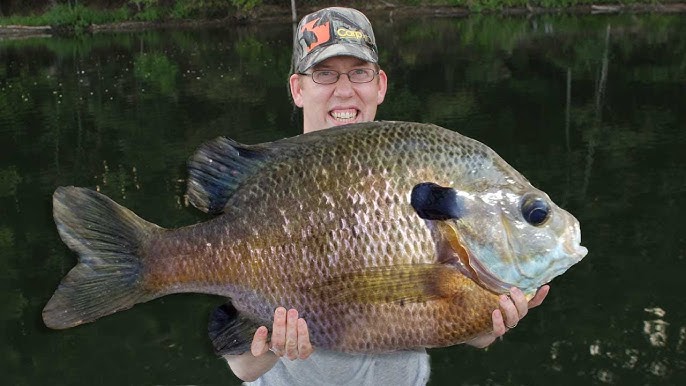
{"left": 43, "top": 121, "right": 587, "bottom": 354}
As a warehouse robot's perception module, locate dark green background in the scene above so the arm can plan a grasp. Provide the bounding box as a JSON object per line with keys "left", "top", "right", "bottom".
{"left": 2, "top": 12, "right": 685, "bottom": 385}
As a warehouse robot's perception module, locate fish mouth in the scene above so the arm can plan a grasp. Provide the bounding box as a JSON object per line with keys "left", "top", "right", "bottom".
{"left": 565, "top": 221, "right": 588, "bottom": 262}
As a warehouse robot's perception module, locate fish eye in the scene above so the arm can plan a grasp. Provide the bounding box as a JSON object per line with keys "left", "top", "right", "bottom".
{"left": 520, "top": 194, "right": 550, "bottom": 226}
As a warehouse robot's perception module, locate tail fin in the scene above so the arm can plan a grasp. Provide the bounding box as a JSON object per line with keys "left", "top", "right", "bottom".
{"left": 43, "top": 187, "right": 162, "bottom": 329}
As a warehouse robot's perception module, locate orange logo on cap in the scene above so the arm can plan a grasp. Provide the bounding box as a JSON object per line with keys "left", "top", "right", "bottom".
{"left": 301, "top": 19, "right": 330, "bottom": 52}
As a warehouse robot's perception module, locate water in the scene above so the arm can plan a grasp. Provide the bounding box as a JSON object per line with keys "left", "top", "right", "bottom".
{"left": 2, "top": 12, "right": 685, "bottom": 386}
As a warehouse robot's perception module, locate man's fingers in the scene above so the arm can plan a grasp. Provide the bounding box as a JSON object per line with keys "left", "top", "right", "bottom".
{"left": 491, "top": 309, "right": 507, "bottom": 337}
{"left": 509, "top": 287, "right": 528, "bottom": 319}
{"left": 297, "top": 318, "right": 313, "bottom": 359}
{"left": 499, "top": 294, "right": 520, "bottom": 329}
{"left": 270, "top": 307, "right": 287, "bottom": 355}
{"left": 250, "top": 326, "right": 270, "bottom": 357}
{"left": 528, "top": 285, "right": 550, "bottom": 309}
{"left": 465, "top": 286, "right": 550, "bottom": 350}
{"left": 285, "top": 309, "right": 299, "bottom": 360}
{"left": 262, "top": 307, "right": 314, "bottom": 360}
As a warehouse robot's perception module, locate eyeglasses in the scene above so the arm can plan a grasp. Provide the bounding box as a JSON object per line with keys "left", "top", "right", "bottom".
{"left": 298, "top": 68, "right": 379, "bottom": 85}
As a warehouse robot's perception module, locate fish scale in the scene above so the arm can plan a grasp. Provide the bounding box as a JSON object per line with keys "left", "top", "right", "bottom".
{"left": 43, "top": 121, "right": 586, "bottom": 355}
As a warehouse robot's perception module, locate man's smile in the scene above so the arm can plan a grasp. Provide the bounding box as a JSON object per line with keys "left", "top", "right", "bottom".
{"left": 330, "top": 108, "right": 358, "bottom": 123}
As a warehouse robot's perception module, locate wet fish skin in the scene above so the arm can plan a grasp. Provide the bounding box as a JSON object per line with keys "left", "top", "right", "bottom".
{"left": 44, "top": 121, "right": 587, "bottom": 354}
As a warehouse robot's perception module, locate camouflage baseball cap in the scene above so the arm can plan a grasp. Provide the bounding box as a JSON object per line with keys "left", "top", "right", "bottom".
{"left": 293, "top": 7, "right": 378, "bottom": 74}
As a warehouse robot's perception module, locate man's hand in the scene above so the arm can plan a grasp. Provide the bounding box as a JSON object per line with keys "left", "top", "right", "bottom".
{"left": 465, "top": 285, "right": 550, "bottom": 349}
{"left": 251, "top": 307, "right": 314, "bottom": 360}
{"left": 225, "top": 307, "right": 314, "bottom": 381}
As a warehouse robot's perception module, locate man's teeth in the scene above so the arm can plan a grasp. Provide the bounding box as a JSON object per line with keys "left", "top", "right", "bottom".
{"left": 331, "top": 111, "right": 357, "bottom": 121}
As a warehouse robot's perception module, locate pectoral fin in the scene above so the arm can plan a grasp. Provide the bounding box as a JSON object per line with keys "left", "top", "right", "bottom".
{"left": 308, "top": 264, "right": 468, "bottom": 305}
{"left": 411, "top": 182, "right": 463, "bottom": 220}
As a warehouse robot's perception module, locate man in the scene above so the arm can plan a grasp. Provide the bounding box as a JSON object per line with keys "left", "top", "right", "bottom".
{"left": 224, "top": 7, "right": 549, "bottom": 384}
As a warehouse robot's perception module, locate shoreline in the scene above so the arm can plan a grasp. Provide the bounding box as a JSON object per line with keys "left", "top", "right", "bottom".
{"left": 1, "top": 3, "right": 685, "bottom": 39}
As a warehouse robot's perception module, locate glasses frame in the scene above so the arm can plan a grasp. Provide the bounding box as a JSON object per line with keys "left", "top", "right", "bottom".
{"left": 298, "top": 68, "right": 379, "bottom": 85}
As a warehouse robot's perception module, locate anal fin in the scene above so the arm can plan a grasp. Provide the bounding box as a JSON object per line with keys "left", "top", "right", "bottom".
{"left": 208, "top": 302, "right": 263, "bottom": 356}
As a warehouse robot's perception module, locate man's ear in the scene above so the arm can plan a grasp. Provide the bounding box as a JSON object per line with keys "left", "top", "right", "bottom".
{"left": 377, "top": 69, "right": 388, "bottom": 105}
{"left": 289, "top": 74, "right": 304, "bottom": 107}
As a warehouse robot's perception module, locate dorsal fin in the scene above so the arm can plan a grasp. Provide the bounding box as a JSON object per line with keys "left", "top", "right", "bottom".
{"left": 186, "top": 137, "right": 273, "bottom": 214}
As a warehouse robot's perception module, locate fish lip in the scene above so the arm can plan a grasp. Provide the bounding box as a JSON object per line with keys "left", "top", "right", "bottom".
{"left": 575, "top": 245, "right": 588, "bottom": 260}
{"left": 565, "top": 221, "right": 588, "bottom": 261}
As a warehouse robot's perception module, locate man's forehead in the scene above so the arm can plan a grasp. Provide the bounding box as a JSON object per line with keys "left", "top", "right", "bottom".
{"left": 313, "top": 56, "right": 372, "bottom": 69}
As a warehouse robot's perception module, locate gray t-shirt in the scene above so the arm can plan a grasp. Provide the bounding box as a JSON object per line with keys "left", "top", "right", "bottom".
{"left": 245, "top": 349, "right": 430, "bottom": 386}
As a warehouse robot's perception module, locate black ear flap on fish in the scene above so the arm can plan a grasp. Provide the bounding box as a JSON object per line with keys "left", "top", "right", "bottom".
{"left": 411, "top": 183, "right": 463, "bottom": 220}
{"left": 208, "top": 302, "right": 263, "bottom": 356}
{"left": 187, "top": 138, "right": 274, "bottom": 215}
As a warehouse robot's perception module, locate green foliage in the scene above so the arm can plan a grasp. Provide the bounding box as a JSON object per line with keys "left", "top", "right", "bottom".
{"left": 46, "top": 4, "right": 92, "bottom": 32}
{"left": 169, "top": 1, "right": 192, "bottom": 19}
{"left": 169, "top": 0, "right": 235, "bottom": 19}
{"left": 231, "top": 0, "right": 262, "bottom": 11}
{"left": 401, "top": 0, "right": 643, "bottom": 10}
{"left": 0, "top": 167, "right": 22, "bottom": 198}
{"left": 46, "top": 4, "right": 128, "bottom": 31}
{"left": 1, "top": 1, "right": 672, "bottom": 28}
{"left": 129, "top": 0, "right": 160, "bottom": 9}
{"left": 0, "top": 3, "right": 130, "bottom": 31}
{"left": 134, "top": 6, "right": 161, "bottom": 21}
{"left": 129, "top": 0, "right": 164, "bottom": 21}
{"left": 133, "top": 52, "right": 179, "bottom": 96}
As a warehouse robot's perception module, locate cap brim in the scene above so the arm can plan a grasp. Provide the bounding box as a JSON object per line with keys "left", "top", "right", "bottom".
{"left": 296, "top": 43, "right": 378, "bottom": 73}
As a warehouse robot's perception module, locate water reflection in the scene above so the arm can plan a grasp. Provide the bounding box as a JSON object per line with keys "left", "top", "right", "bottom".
{"left": 2, "top": 12, "right": 686, "bottom": 386}
{"left": 644, "top": 307, "right": 668, "bottom": 348}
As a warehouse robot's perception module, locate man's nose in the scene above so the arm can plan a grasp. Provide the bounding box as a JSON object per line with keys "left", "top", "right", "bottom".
{"left": 333, "top": 74, "right": 355, "bottom": 97}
